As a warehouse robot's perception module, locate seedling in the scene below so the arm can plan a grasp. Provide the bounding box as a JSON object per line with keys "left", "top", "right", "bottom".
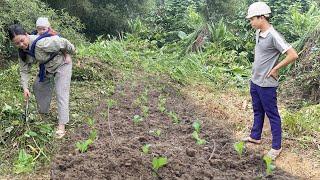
{"left": 133, "top": 115, "right": 143, "bottom": 124}
{"left": 76, "top": 139, "right": 93, "bottom": 153}
{"left": 233, "top": 141, "right": 245, "bottom": 158}
{"left": 152, "top": 156, "right": 168, "bottom": 171}
{"left": 13, "top": 149, "right": 35, "bottom": 174}
{"left": 107, "top": 99, "right": 116, "bottom": 108}
{"left": 133, "top": 97, "right": 142, "bottom": 108}
{"left": 158, "top": 95, "right": 166, "bottom": 113}
{"left": 154, "top": 129, "right": 161, "bottom": 137}
{"left": 142, "top": 105, "right": 149, "bottom": 117}
{"left": 141, "top": 144, "right": 151, "bottom": 154}
{"left": 263, "top": 155, "right": 276, "bottom": 176}
{"left": 87, "top": 118, "right": 95, "bottom": 128}
{"left": 192, "top": 120, "right": 201, "bottom": 133}
{"left": 168, "top": 111, "right": 180, "bottom": 124}
{"left": 89, "top": 129, "right": 98, "bottom": 140}
{"left": 141, "top": 89, "right": 149, "bottom": 104}
{"left": 192, "top": 131, "right": 206, "bottom": 145}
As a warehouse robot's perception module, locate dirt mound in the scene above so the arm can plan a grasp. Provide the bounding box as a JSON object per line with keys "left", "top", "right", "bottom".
{"left": 51, "top": 75, "right": 298, "bottom": 179}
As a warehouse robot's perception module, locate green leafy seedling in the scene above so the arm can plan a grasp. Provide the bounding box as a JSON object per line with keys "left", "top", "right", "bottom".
{"left": 192, "top": 131, "right": 206, "bottom": 145}
{"left": 141, "top": 89, "right": 149, "bottom": 104}
{"left": 154, "top": 129, "right": 161, "bottom": 137}
{"left": 87, "top": 118, "right": 95, "bottom": 128}
{"left": 142, "top": 144, "right": 151, "bottom": 154}
{"left": 133, "top": 115, "right": 143, "bottom": 124}
{"left": 158, "top": 95, "right": 166, "bottom": 113}
{"left": 76, "top": 139, "right": 93, "bottom": 153}
{"left": 168, "top": 111, "right": 180, "bottom": 124}
{"left": 89, "top": 129, "right": 98, "bottom": 140}
{"left": 192, "top": 120, "right": 201, "bottom": 133}
{"left": 152, "top": 157, "right": 168, "bottom": 171}
{"left": 13, "top": 149, "right": 35, "bottom": 174}
{"left": 233, "top": 141, "right": 245, "bottom": 158}
{"left": 263, "top": 155, "right": 276, "bottom": 176}
{"left": 142, "top": 105, "right": 149, "bottom": 117}
{"left": 107, "top": 99, "right": 116, "bottom": 108}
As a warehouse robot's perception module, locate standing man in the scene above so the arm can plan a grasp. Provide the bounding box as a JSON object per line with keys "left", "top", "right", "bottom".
{"left": 243, "top": 2, "right": 298, "bottom": 160}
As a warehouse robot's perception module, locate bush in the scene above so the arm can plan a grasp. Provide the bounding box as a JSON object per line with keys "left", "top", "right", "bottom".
{"left": 0, "top": 0, "right": 86, "bottom": 57}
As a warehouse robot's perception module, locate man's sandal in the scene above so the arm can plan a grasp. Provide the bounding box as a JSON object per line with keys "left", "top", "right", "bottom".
{"left": 265, "top": 148, "right": 282, "bottom": 160}
{"left": 242, "top": 137, "right": 262, "bottom": 144}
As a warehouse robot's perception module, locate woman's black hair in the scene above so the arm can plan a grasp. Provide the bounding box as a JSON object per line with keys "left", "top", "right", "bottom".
{"left": 8, "top": 24, "right": 29, "bottom": 61}
{"left": 18, "top": 49, "right": 27, "bottom": 62}
{"left": 8, "top": 24, "right": 27, "bottom": 40}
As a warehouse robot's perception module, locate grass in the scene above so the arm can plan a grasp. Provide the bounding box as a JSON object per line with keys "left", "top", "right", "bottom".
{"left": 282, "top": 104, "right": 320, "bottom": 138}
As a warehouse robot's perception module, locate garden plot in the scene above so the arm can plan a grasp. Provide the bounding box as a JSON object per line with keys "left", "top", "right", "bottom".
{"left": 51, "top": 75, "right": 297, "bottom": 179}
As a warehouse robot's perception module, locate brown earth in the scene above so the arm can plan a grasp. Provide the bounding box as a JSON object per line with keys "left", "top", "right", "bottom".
{"left": 50, "top": 74, "right": 299, "bottom": 180}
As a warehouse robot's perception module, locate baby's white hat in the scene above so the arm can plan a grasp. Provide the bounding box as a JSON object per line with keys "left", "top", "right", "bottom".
{"left": 36, "top": 17, "right": 50, "bottom": 27}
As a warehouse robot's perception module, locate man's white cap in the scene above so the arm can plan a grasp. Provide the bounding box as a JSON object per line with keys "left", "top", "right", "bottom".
{"left": 36, "top": 17, "right": 50, "bottom": 27}
{"left": 246, "top": 2, "right": 271, "bottom": 19}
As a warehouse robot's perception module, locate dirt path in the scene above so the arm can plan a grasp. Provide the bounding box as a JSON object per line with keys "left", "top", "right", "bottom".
{"left": 50, "top": 74, "right": 299, "bottom": 179}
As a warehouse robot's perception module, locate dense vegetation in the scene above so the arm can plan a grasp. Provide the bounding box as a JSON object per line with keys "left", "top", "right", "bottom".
{"left": 0, "top": 0, "right": 319, "bottom": 176}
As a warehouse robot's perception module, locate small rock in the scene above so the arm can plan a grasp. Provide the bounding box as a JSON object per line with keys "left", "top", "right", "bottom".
{"left": 124, "top": 162, "right": 132, "bottom": 167}
{"left": 186, "top": 148, "right": 197, "bottom": 157}
{"left": 175, "top": 171, "right": 182, "bottom": 177}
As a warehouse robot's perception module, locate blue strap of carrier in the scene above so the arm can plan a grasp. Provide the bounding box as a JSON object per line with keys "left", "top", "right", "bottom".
{"left": 26, "top": 31, "right": 57, "bottom": 82}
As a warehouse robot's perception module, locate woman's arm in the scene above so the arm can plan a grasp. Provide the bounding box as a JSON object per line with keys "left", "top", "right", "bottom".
{"left": 19, "top": 58, "right": 32, "bottom": 98}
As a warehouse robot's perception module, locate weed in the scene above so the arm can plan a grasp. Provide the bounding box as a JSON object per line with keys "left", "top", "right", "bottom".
{"left": 263, "top": 155, "right": 276, "bottom": 176}
{"left": 154, "top": 129, "right": 161, "bottom": 137}
{"left": 107, "top": 99, "right": 116, "bottom": 108}
{"left": 142, "top": 144, "right": 151, "bottom": 154}
{"left": 158, "top": 95, "right": 166, "bottom": 113}
{"left": 168, "top": 111, "right": 180, "bottom": 124}
{"left": 87, "top": 118, "right": 95, "bottom": 128}
{"left": 13, "top": 149, "right": 35, "bottom": 174}
{"left": 233, "top": 141, "right": 245, "bottom": 158}
{"left": 141, "top": 89, "right": 149, "bottom": 104}
{"left": 142, "top": 105, "right": 149, "bottom": 117}
{"left": 192, "top": 131, "right": 206, "bottom": 145}
{"left": 152, "top": 156, "right": 168, "bottom": 171}
{"left": 133, "top": 115, "right": 143, "bottom": 124}
{"left": 150, "top": 129, "right": 162, "bottom": 137}
{"left": 76, "top": 139, "right": 93, "bottom": 153}
{"left": 89, "top": 129, "right": 98, "bottom": 140}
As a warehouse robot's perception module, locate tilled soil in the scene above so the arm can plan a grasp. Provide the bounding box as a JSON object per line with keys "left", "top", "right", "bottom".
{"left": 51, "top": 76, "right": 298, "bottom": 179}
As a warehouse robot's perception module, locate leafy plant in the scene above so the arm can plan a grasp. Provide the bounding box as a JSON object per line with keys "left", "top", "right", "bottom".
{"left": 13, "top": 149, "right": 35, "bottom": 174}
{"left": 133, "top": 115, "right": 143, "bottom": 124}
{"left": 142, "top": 105, "right": 149, "bottom": 117}
{"left": 157, "top": 95, "right": 166, "bottom": 113}
{"left": 89, "top": 129, "right": 98, "bottom": 140}
{"left": 149, "top": 129, "right": 162, "bottom": 137}
{"left": 152, "top": 157, "right": 168, "bottom": 171}
{"left": 107, "top": 99, "right": 116, "bottom": 108}
{"left": 168, "top": 111, "right": 180, "bottom": 124}
{"left": 87, "top": 118, "right": 95, "bottom": 128}
{"left": 233, "top": 141, "right": 245, "bottom": 158}
{"left": 76, "top": 139, "right": 93, "bottom": 153}
{"left": 263, "top": 155, "right": 276, "bottom": 176}
{"left": 192, "top": 131, "right": 206, "bottom": 145}
{"left": 192, "top": 120, "right": 201, "bottom": 133}
{"left": 142, "top": 144, "right": 151, "bottom": 154}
